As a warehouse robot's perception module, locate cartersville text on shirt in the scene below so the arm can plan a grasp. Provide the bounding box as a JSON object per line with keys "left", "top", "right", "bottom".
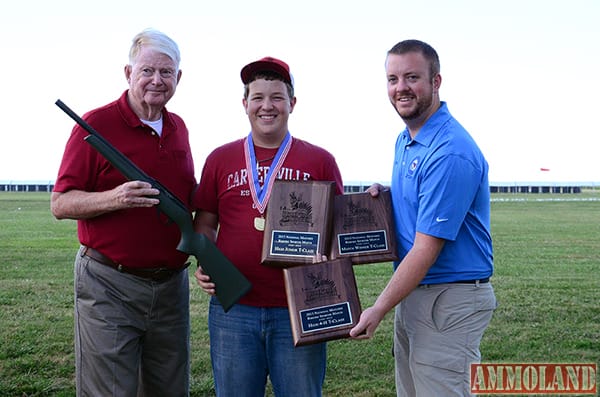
{"left": 227, "top": 166, "right": 311, "bottom": 192}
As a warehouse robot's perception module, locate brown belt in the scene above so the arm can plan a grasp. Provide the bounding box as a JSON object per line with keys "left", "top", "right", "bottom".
{"left": 81, "top": 246, "right": 188, "bottom": 282}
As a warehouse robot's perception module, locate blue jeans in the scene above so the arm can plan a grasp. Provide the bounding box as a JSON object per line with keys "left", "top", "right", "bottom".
{"left": 209, "top": 297, "right": 326, "bottom": 397}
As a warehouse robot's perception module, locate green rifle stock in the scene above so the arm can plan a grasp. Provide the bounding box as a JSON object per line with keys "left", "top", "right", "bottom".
{"left": 55, "top": 99, "right": 251, "bottom": 312}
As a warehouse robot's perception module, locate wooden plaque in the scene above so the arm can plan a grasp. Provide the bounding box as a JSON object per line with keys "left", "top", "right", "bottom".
{"left": 283, "top": 258, "right": 361, "bottom": 346}
{"left": 329, "top": 190, "right": 398, "bottom": 264}
{"left": 261, "top": 180, "right": 334, "bottom": 267}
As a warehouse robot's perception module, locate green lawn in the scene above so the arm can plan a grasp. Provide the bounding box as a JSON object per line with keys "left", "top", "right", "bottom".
{"left": 0, "top": 191, "right": 598, "bottom": 396}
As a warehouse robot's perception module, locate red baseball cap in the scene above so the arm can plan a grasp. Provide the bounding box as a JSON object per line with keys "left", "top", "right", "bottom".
{"left": 240, "top": 56, "right": 293, "bottom": 86}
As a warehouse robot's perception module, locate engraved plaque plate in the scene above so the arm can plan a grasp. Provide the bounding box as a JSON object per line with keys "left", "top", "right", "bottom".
{"left": 283, "top": 258, "right": 361, "bottom": 346}
{"left": 330, "top": 190, "right": 398, "bottom": 264}
{"left": 261, "top": 180, "right": 334, "bottom": 267}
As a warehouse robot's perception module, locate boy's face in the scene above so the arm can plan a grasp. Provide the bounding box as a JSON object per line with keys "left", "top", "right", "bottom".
{"left": 243, "top": 78, "right": 296, "bottom": 147}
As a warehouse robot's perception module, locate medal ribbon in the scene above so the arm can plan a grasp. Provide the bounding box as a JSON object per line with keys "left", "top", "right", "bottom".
{"left": 244, "top": 132, "right": 292, "bottom": 215}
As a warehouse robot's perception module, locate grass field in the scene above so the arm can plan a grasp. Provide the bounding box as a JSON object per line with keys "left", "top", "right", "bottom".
{"left": 0, "top": 191, "right": 598, "bottom": 396}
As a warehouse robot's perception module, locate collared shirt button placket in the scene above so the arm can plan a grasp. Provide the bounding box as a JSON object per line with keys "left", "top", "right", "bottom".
{"left": 401, "top": 142, "right": 411, "bottom": 167}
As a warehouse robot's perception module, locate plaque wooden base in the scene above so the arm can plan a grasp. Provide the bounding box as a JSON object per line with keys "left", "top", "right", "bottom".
{"left": 330, "top": 190, "right": 398, "bottom": 264}
{"left": 283, "top": 258, "right": 361, "bottom": 346}
{"left": 261, "top": 180, "right": 334, "bottom": 267}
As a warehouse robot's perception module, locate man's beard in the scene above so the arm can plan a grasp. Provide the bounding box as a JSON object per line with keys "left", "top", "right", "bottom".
{"left": 395, "top": 95, "right": 433, "bottom": 121}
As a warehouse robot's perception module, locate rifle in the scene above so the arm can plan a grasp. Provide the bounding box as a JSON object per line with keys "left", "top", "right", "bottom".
{"left": 55, "top": 99, "right": 251, "bottom": 312}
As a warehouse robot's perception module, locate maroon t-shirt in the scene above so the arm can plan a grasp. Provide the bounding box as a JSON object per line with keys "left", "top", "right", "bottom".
{"left": 193, "top": 137, "right": 343, "bottom": 307}
{"left": 54, "top": 91, "right": 196, "bottom": 268}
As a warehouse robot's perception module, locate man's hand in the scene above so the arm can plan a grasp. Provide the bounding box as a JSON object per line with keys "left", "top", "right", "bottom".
{"left": 51, "top": 180, "right": 160, "bottom": 220}
{"left": 112, "top": 180, "right": 159, "bottom": 208}
{"left": 194, "top": 266, "right": 216, "bottom": 296}
{"left": 366, "top": 183, "right": 386, "bottom": 197}
{"left": 349, "top": 305, "right": 386, "bottom": 340}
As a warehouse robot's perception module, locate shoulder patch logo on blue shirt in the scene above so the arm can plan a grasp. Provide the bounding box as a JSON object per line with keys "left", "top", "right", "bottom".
{"left": 407, "top": 157, "right": 420, "bottom": 177}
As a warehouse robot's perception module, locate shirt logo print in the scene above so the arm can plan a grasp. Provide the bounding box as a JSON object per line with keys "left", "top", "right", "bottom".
{"left": 407, "top": 157, "right": 420, "bottom": 177}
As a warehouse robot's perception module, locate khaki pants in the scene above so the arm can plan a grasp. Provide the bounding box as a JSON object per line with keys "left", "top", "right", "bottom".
{"left": 394, "top": 282, "right": 497, "bottom": 397}
{"left": 74, "top": 247, "right": 190, "bottom": 396}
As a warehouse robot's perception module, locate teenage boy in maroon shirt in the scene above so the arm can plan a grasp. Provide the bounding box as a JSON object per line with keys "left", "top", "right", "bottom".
{"left": 193, "top": 57, "right": 343, "bottom": 397}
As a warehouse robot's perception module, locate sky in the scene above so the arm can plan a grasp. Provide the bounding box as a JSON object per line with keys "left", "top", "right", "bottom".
{"left": 1, "top": 0, "right": 599, "bottom": 184}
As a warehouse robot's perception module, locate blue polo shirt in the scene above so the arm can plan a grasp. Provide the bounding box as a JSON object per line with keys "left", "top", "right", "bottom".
{"left": 390, "top": 102, "right": 493, "bottom": 283}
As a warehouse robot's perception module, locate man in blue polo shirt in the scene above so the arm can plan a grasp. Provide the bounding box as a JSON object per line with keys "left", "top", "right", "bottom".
{"left": 350, "top": 39, "right": 497, "bottom": 396}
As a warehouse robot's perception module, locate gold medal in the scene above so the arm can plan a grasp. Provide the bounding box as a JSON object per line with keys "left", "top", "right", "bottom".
{"left": 254, "top": 216, "right": 265, "bottom": 231}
